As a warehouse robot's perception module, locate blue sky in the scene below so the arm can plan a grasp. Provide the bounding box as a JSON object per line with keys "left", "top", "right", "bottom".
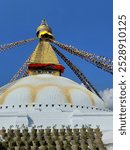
{"left": 0, "top": 0, "right": 112, "bottom": 91}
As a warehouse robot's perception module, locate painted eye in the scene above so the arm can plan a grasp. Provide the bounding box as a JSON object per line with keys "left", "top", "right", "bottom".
{"left": 48, "top": 70, "right": 53, "bottom": 74}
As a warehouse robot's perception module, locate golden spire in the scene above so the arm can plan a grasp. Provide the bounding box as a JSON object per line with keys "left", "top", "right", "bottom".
{"left": 28, "top": 20, "right": 64, "bottom": 76}
{"left": 30, "top": 41, "right": 59, "bottom": 64}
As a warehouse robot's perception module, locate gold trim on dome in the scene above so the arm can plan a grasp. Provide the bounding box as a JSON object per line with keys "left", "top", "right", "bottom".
{"left": 61, "top": 88, "right": 72, "bottom": 103}
{"left": 85, "top": 90, "right": 96, "bottom": 106}
{"left": 0, "top": 82, "right": 96, "bottom": 106}
{"left": 0, "top": 85, "right": 34, "bottom": 105}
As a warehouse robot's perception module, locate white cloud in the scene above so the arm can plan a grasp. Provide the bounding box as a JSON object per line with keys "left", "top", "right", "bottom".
{"left": 99, "top": 88, "right": 113, "bottom": 110}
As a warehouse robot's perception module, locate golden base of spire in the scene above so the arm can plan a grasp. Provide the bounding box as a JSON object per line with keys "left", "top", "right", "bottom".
{"left": 30, "top": 40, "right": 59, "bottom": 64}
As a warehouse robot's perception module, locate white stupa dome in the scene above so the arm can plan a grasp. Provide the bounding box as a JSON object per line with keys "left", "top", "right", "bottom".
{"left": 0, "top": 74, "right": 105, "bottom": 109}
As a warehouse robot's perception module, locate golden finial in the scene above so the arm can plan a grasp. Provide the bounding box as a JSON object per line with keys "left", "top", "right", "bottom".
{"left": 36, "top": 19, "right": 54, "bottom": 41}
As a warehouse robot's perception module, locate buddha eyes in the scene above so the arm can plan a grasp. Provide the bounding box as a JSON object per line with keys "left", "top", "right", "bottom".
{"left": 34, "top": 70, "right": 54, "bottom": 74}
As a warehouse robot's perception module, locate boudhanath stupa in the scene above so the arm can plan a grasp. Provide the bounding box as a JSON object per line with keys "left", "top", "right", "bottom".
{"left": 0, "top": 20, "right": 113, "bottom": 150}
